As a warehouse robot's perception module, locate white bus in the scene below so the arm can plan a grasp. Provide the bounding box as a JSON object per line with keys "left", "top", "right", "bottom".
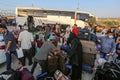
{"left": 16, "top": 7, "right": 96, "bottom": 28}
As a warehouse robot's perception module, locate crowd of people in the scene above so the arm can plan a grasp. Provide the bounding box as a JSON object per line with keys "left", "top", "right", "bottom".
{"left": 0, "top": 22, "right": 120, "bottom": 80}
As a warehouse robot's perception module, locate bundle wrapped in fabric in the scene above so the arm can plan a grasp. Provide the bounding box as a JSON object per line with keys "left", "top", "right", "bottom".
{"left": 54, "top": 70, "right": 70, "bottom": 80}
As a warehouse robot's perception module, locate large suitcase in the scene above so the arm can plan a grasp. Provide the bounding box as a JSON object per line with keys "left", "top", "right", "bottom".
{"left": 58, "top": 54, "right": 66, "bottom": 74}
{"left": 47, "top": 53, "right": 67, "bottom": 76}
{"left": 47, "top": 55, "right": 59, "bottom": 76}
{"left": 80, "top": 40, "right": 97, "bottom": 67}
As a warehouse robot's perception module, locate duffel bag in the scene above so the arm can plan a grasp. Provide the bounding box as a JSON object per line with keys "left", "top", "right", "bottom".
{"left": 78, "top": 28, "right": 91, "bottom": 40}
{"left": 17, "top": 67, "right": 35, "bottom": 80}
{"left": 82, "top": 64, "right": 93, "bottom": 73}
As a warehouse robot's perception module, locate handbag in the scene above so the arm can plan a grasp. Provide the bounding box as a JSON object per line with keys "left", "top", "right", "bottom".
{"left": 16, "top": 48, "right": 24, "bottom": 58}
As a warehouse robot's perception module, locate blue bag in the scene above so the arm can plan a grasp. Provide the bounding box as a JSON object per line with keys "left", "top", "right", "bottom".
{"left": 82, "top": 64, "right": 93, "bottom": 73}
{"left": 60, "top": 45, "right": 70, "bottom": 53}
{"left": 36, "top": 72, "right": 48, "bottom": 80}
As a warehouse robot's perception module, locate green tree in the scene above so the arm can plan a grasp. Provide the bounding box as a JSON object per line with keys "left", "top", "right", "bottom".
{"left": 87, "top": 17, "right": 97, "bottom": 27}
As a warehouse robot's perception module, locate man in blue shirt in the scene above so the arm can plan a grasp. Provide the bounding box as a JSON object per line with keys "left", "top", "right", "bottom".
{"left": 99, "top": 31, "right": 116, "bottom": 61}
{"left": 0, "top": 24, "right": 18, "bottom": 70}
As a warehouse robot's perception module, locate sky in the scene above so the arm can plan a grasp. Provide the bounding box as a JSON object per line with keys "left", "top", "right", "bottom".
{"left": 0, "top": 0, "right": 119, "bottom": 18}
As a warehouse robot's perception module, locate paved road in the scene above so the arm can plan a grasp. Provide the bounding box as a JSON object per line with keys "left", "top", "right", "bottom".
{"left": 0, "top": 55, "right": 42, "bottom": 79}
{"left": 0, "top": 55, "right": 94, "bottom": 80}
{"left": 0, "top": 26, "right": 94, "bottom": 80}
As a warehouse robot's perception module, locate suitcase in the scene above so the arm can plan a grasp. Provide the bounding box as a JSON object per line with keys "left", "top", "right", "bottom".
{"left": 18, "top": 67, "right": 35, "bottom": 80}
{"left": 58, "top": 54, "right": 66, "bottom": 74}
{"left": 80, "top": 40, "right": 97, "bottom": 67}
{"left": 47, "top": 55, "right": 59, "bottom": 76}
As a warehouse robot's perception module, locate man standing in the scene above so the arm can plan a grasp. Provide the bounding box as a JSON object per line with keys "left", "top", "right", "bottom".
{"left": 0, "top": 24, "right": 18, "bottom": 70}
{"left": 18, "top": 27, "right": 34, "bottom": 66}
{"left": 99, "top": 31, "right": 116, "bottom": 61}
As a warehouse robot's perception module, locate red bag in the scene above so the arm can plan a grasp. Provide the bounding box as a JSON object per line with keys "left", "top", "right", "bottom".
{"left": 18, "top": 67, "right": 35, "bottom": 80}
{"left": 37, "top": 39, "right": 43, "bottom": 48}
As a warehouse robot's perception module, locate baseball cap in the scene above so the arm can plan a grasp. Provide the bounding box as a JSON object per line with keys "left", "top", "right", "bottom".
{"left": 49, "top": 35, "right": 55, "bottom": 40}
{"left": 105, "top": 30, "right": 112, "bottom": 34}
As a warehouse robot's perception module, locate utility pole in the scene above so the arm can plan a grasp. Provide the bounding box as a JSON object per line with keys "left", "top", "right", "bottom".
{"left": 74, "top": 0, "right": 80, "bottom": 24}
{"left": 74, "top": 11, "right": 77, "bottom": 24}
{"left": 32, "top": 3, "right": 34, "bottom": 7}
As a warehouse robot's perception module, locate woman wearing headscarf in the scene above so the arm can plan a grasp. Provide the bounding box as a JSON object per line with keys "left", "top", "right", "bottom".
{"left": 67, "top": 32, "right": 83, "bottom": 80}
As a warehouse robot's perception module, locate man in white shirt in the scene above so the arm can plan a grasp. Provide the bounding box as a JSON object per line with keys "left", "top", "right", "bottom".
{"left": 18, "top": 27, "right": 34, "bottom": 66}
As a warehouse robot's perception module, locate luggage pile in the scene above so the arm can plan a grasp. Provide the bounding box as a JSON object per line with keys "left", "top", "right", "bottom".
{"left": 78, "top": 28, "right": 98, "bottom": 73}
{"left": 78, "top": 28, "right": 97, "bottom": 42}
{"left": 47, "top": 53, "right": 67, "bottom": 76}
{"left": 0, "top": 67, "right": 35, "bottom": 80}
{"left": 94, "top": 61, "right": 120, "bottom": 80}
{"left": 78, "top": 28, "right": 91, "bottom": 41}
{"left": 36, "top": 52, "right": 71, "bottom": 80}
{"left": 81, "top": 40, "right": 98, "bottom": 73}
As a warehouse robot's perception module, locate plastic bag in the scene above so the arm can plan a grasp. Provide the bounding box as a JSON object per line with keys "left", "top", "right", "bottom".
{"left": 16, "top": 48, "right": 24, "bottom": 58}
